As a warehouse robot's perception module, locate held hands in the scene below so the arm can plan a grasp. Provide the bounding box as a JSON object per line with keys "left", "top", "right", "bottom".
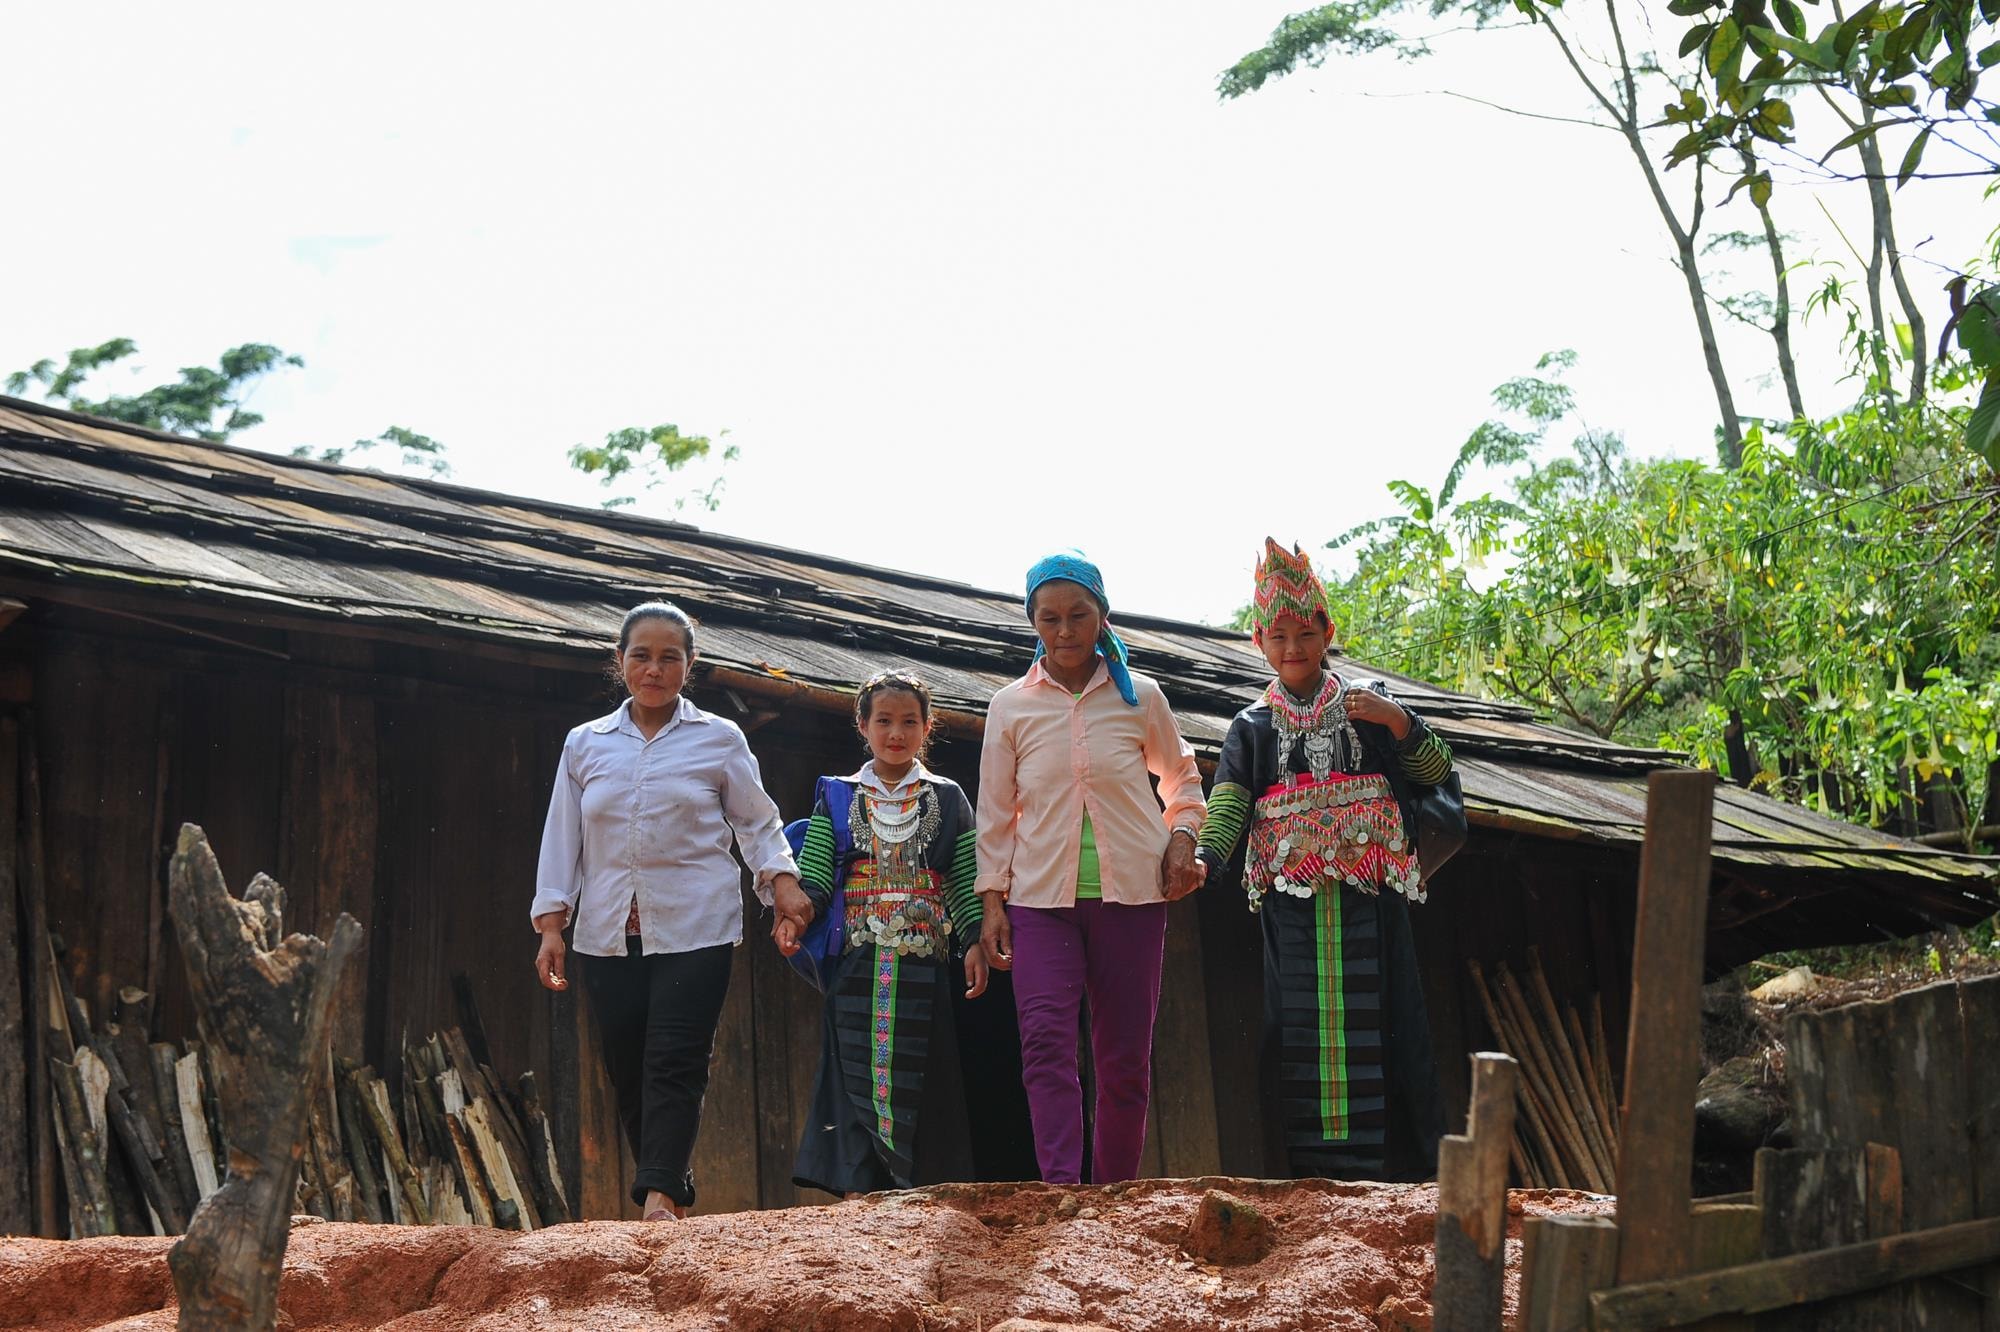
{"left": 979, "top": 894, "right": 1013, "bottom": 972}
{"left": 532, "top": 909, "right": 568, "bottom": 992}
{"left": 1161, "top": 831, "right": 1205, "bottom": 902}
{"left": 963, "top": 943, "right": 990, "bottom": 999}
{"left": 771, "top": 873, "right": 814, "bottom": 957}
{"left": 1343, "top": 688, "right": 1411, "bottom": 740}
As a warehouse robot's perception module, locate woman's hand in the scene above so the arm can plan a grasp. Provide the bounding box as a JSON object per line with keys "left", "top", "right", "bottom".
{"left": 1344, "top": 687, "right": 1411, "bottom": 739}
{"left": 532, "top": 910, "right": 569, "bottom": 992}
{"left": 773, "top": 913, "right": 803, "bottom": 956}
{"left": 963, "top": 943, "right": 990, "bottom": 999}
{"left": 979, "top": 894, "right": 1013, "bottom": 971}
{"left": 771, "top": 873, "right": 814, "bottom": 955}
{"left": 1162, "top": 831, "right": 1205, "bottom": 901}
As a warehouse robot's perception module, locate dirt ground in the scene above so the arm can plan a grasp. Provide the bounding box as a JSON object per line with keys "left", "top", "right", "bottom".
{"left": 0, "top": 1178, "right": 1612, "bottom": 1332}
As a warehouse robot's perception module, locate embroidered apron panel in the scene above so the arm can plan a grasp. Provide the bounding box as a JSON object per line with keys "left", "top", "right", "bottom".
{"left": 842, "top": 860, "right": 949, "bottom": 956}
{"left": 1248, "top": 771, "right": 1420, "bottom": 901}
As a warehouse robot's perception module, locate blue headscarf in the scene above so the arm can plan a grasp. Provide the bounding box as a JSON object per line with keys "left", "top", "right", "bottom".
{"left": 1024, "top": 550, "right": 1138, "bottom": 707}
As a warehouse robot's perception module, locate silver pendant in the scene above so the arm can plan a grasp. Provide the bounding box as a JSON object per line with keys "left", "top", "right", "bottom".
{"left": 1302, "top": 732, "right": 1334, "bottom": 781}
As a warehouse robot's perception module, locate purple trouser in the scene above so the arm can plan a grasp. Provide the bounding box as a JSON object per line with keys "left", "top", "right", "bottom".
{"left": 1009, "top": 899, "right": 1169, "bottom": 1184}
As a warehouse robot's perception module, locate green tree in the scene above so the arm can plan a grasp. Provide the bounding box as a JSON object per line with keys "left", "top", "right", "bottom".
{"left": 6, "top": 339, "right": 302, "bottom": 442}
{"left": 295, "top": 426, "right": 451, "bottom": 478}
{"left": 7, "top": 337, "right": 741, "bottom": 501}
{"left": 1320, "top": 336, "right": 2000, "bottom": 841}
{"left": 568, "top": 423, "right": 740, "bottom": 512}
{"left": 1221, "top": 0, "right": 1994, "bottom": 458}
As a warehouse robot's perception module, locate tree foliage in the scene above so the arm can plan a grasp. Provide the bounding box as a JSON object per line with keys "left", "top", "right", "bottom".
{"left": 6, "top": 337, "right": 739, "bottom": 504}
{"left": 5, "top": 339, "right": 303, "bottom": 442}
{"left": 294, "top": 426, "right": 451, "bottom": 478}
{"left": 1223, "top": 0, "right": 1995, "bottom": 455}
{"left": 1320, "top": 337, "right": 2000, "bottom": 840}
{"left": 568, "top": 424, "right": 740, "bottom": 512}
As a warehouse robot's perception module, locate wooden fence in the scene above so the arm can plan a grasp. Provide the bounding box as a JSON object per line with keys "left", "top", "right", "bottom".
{"left": 1436, "top": 769, "right": 2000, "bottom": 1330}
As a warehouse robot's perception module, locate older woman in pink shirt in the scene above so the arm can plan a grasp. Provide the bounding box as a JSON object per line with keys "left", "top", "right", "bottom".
{"left": 976, "top": 552, "right": 1206, "bottom": 1184}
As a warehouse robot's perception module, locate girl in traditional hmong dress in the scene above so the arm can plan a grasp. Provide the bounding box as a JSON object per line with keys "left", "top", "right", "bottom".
{"left": 790, "top": 671, "right": 989, "bottom": 1197}
{"left": 1195, "top": 540, "right": 1453, "bottom": 1181}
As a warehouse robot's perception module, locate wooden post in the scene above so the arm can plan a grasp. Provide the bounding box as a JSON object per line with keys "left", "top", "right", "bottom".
{"left": 151, "top": 1043, "right": 204, "bottom": 1221}
{"left": 1520, "top": 1214, "right": 1620, "bottom": 1331}
{"left": 518, "top": 1072, "right": 572, "bottom": 1227}
{"left": 49, "top": 1054, "right": 115, "bottom": 1236}
{"left": 173, "top": 1051, "right": 220, "bottom": 1200}
{"left": 0, "top": 713, "right": 29, "bottom": 1235}
{"left": 1755, "top": 1146, "right": 1875, "bottom": 1330}
{"left": 1614, "top": 770, "right": 1714, "bottom": 1286}
{"left": 165, "top": 824, "right": 360, "bottom": 1331}
{"left": 354, "top": 1066, "right": 429, "bottom": 1224}
{"left": 303, "top": 1050, "right": 355, "bottom": 1223}
{"left": 1688, "top": 1199, "right": 1763, "bottom": 1332}
{"left": 334, "top": 1060, "right": 387, "bottom": 1224}
{"left": 18, "top": 720, "right": 61, "bottom": 1236}
{"left": 110, "top": 987, "right": 190, "bottom": 1227}
{"left": 1787, "top": 980, "right": 1977, "bottom": 1327}
{"left": 145, "top": 723, "right": 173, "bottom": 1002}
{"left": 1434, "top": 1051, "right": 1520, "bottom": 1332}
{"left": 1959, "top": 976, "right": 2000, "bottom": 1332}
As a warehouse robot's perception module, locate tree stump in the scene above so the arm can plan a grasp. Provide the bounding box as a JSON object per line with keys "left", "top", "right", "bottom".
{"left": 165, "top": 824, "right": 360, "bottom": 1331}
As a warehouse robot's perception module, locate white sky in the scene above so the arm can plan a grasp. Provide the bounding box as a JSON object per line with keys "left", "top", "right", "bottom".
{"left": 2, "top": 3, "right": 1988, "bottom": 626}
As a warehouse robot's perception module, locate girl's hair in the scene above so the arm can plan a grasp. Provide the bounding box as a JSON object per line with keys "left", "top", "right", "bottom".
{"left": 618, "top": 601, "right": 697, "bottom": 655}
{"left": 855, "top": 670, "right": 933, "bottom": 727}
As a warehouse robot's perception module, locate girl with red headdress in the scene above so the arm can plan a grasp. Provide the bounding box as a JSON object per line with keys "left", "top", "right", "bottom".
{"left": 1195, "top": 540, "right": 1459, "bottom": 1181}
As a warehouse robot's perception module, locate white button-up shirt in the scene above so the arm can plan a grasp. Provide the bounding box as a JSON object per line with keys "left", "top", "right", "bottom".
{"left": 532, "top": 696, "right": 798, "bottom": 958}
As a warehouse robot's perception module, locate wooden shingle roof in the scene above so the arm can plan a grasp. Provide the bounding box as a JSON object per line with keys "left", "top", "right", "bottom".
{"left": 0, "top": 393, "right": 1991, "bottom": 948}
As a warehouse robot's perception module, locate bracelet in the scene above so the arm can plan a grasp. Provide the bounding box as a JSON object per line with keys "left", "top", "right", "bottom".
{"left": 1170, "top": 826, "right": 1198, "bottom": 845}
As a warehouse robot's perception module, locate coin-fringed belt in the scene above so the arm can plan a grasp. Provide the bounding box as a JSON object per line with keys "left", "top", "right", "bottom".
{"left": 1247, "top": 771, "right": 1422, "bottom": 908}
{"left": 843, "top": 860, "right": 951, "bottom": 956}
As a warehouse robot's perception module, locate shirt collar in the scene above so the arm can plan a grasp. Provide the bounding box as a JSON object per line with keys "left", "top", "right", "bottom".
{"left": 1025, "top": 657, "right": 1110, "bottom": 696}
{"left": 843, "top": 757, "right": 935, "bottom": 796}
{"left": 589, "top": 694, "right": 710, "bottom": 737}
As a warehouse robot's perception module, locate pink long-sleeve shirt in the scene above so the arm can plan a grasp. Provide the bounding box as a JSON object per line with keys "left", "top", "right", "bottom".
{"left": 975, "top": 659, "right": 1206, "bottom": 908}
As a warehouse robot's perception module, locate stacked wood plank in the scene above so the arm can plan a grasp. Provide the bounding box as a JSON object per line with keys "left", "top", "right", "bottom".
{"left": 43, "top": 957, "right": 220, "bottom": 1238}
{"left": 37, "top": 936, "right": 570, "bottom": 1236}
{"left": 1466, "top": 948, "right": 1620, "bottom": 1192}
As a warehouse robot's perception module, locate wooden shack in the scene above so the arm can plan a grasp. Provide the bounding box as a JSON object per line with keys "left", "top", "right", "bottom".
{"left": 0, "top": 394, "right": 1992, "bottom": 1227}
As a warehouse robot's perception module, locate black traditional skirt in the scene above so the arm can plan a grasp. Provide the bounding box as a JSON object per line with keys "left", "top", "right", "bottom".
{"left": 793, "top": 944, "right": 972, "bottom": 1196}
{"left": 1262, "top": 883, "right": 1392, "bottom": 1178}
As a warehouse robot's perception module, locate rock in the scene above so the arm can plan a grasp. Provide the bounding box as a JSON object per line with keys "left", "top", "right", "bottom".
{"left": 1375, "top": 1294, "right": 1426, "bottom": 1330}
{"left": 990, "top": 1322, "right": 1118, "bottom": 1332}
{"left": 1694, "top": 1056, "right": 1784, "bottom": 1153}
{"left": 1183, "top": 1188, "right": 1276, "bottom": 1266}
{"left": 1749, "top": 965, "right": 1817, "bottom": 1002}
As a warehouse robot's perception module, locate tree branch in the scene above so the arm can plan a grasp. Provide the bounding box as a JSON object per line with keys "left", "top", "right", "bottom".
{"left": 1363, "top": 88, "right": 1616, "bottom": 130}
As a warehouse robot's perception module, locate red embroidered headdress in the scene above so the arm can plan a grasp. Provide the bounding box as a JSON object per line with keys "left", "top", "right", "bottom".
{"left": 1250, "top": 538, "right": 1332, "bottom": 640}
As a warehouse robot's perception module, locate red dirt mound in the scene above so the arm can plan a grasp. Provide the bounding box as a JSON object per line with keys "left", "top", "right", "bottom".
{"left": 0, "top": 1178, "right": 1610, "bottom": 1331}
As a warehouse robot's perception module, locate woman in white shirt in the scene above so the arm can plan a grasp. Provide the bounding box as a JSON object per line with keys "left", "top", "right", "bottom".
{"left": 531, "top": 601, "right": 813, "bottom": 1220}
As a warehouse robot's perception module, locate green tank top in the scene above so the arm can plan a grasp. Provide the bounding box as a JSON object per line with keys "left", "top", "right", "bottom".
{"left": 1074, "top": 691, "right": 1101, "bottom": 900}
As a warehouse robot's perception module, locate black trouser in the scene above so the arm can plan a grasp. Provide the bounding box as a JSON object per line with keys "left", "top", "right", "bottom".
{"left": 574, "top": 937, "right": 734, "bottom": 1209}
